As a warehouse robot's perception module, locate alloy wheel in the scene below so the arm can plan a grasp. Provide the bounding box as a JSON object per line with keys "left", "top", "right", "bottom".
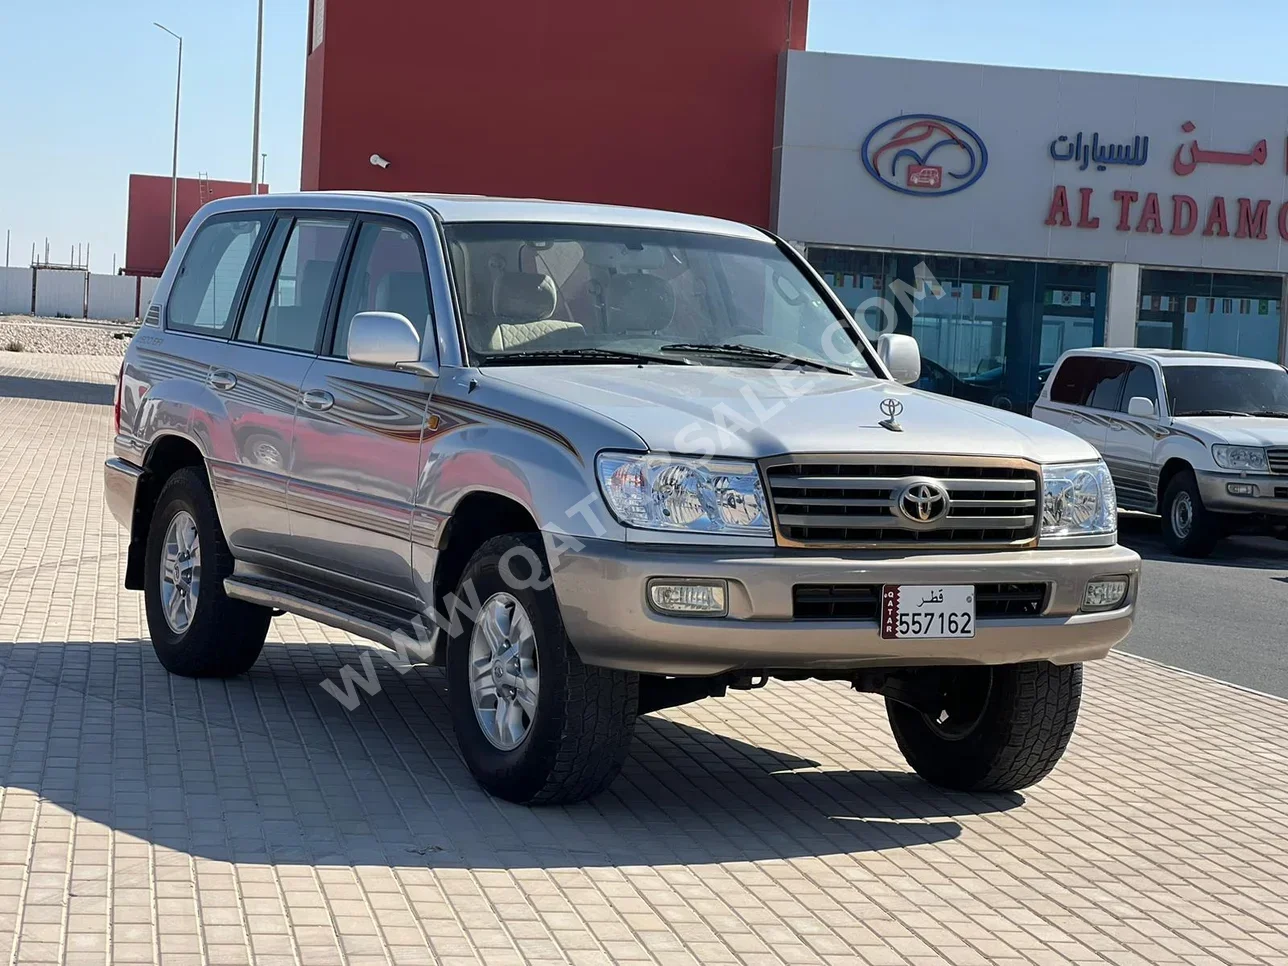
{"left": 468, "top": 592, "right": 539, "bottom": 751}
{"left": 159, "top": 510, "right": 201, "bottom": 634}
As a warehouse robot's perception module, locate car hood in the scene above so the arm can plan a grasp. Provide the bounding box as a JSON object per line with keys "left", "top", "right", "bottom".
{"left": 480, "top": 365, "right": 1100, "bottom": 463}
{"left": 1173, "top": 416, "right": 1288, "bottom": 446}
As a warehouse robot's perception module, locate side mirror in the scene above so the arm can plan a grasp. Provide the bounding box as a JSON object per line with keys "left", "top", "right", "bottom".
{"left": 1127, "top": 396, "right": 1157, "bottom": 418}
{"left": 348, "top": 312, "right": 424, "bottom": 371}
{"left": 878, "top": 333, "right": 921, "bottom": 385}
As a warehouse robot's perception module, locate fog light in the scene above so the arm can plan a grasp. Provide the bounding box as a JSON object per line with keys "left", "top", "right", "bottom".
{"left": 1083, "top": 576, "right": 1129, "bottom": 612}
{"left": 647, "top": 580, "right": 727, "bottom": 616}
{"left": 1227, "top": 482, "right": 1256, "bottom": 496}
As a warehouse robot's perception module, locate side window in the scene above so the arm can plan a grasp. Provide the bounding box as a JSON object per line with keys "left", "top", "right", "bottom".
{"left": 1087, "top": 359, "right": 1130, "bottom": 410}
{"left": 1049, "top": 356, "right": 1096, "bottom": 405}
{"left": 332, "top": 221, "right": 431, "bottom": 358}
{"left": 1119, "top": 363, "right": 1159, "bottom": 413}
{"left": 166, "top": 215, "right": 268, "bottom": 336}
{"left": 259, "top": 215, "right": 351, "bottom": 352}
{"left": 236, "top": 217, "right": 293, "bottom": 343}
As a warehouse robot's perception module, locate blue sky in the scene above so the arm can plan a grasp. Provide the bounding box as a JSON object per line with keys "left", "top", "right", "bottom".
{"left": 3, "top": 0, "right": 1288, "bottom": 274}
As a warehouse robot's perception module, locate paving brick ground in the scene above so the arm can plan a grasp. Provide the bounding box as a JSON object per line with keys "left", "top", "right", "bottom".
{"left": 1, "top": 348, "right": 1286, "bottom": 965}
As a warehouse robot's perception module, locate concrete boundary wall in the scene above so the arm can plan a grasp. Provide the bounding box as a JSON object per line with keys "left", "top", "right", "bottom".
{"left": 33, "top": 269, "right": 86, "bottom": 318}
{"left": 0, "top": 268, "right": 33, "bottom": 314}
{"left": 4, "top": 271, "right": 152, "bottom": 321}
{"left": 138, "top": 277, "right": 160, "bottom": 318}
{"left": 87, "top": 274, "right": 139, "bottom": 322}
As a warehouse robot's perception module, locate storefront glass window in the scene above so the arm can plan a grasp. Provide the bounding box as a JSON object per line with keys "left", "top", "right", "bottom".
{"left": 808, "top": 248, "right": 1107, "bottom": 413}
{"left": 1137, "top": 270, "right": 1282, "bottom": 362}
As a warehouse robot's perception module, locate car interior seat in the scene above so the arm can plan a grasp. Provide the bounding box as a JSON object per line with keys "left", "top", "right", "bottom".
{"left": 465, "top": 272, "right": 585, "bottom": 351}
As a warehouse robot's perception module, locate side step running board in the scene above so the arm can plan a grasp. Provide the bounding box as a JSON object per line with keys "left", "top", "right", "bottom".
{"left": 224, "top": 574, "right": 438, "bottom": 665}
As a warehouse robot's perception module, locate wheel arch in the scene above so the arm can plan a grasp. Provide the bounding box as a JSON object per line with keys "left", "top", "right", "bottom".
{"left": 1156, "top": 456, "right": 1193, "bottom": 509}
{"left": 429, "top": 491, "right": 541, "bottom": 665}
{"left": 124, "top": 434, "right": 210, "bottom": 590}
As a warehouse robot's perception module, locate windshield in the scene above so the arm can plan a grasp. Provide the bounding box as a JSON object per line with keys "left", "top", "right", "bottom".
{"left": 1164, "top": 365, "right": 1288, "bottom": 416}
{"left": 442, "top": 222, "right": 877, "bottom": 375}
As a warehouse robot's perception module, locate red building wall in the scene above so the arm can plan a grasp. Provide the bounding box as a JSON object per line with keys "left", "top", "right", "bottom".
{"left": 124, "top": 174, "right": 270, "bottom": 277}
{"left": 301, "top": 0, "right": 808, "bottom": 228}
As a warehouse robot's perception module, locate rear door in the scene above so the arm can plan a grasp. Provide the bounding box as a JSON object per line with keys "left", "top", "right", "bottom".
{"left": 1103, "top": 361, "right": 1163, "bottom": 509}
{"left": 158, "top": 209, "right": 303, "bottom": 558}
{"left": 1075, "top": 357, "right": 1131, "bottom": 455}
{"left": 1034, "top": 354, "right": 1100, "bottom": 442}
{"left": 287, "top": 216, "right": 438, "bottom": 606}
{"left": 207, "top": 212, "right": 351, "bottom": 560}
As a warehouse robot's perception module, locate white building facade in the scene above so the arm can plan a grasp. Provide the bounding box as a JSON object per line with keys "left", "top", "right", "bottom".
{"left": 773, "top": 51, "right": 1288, "bottom": 411}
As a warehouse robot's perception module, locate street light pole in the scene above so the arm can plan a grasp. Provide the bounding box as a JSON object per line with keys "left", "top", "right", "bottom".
{"left": 250, "top": 0, "right": 264, "bottom": 193}
{"left": 155, "top": 23, "right": 183, "bottom": 254}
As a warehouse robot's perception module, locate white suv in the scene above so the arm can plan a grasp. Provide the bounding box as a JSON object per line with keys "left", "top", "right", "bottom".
{"left": 1032, "top": 347, "right": 1288, "bottom": 556}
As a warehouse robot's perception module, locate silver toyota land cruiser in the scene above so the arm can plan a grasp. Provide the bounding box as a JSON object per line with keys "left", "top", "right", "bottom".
{"left": 105, "top": 192, "right": 1140, "bottom": 805}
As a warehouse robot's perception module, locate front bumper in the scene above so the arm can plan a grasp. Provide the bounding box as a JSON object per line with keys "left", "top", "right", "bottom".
{"left": 549, "top": 536, "right": 1140, "bottom": 676}
{"left": 1195, "top": 469, "right": 1288, "bottom": 516}
{"left": 104, "top": 458, "right": 143, "bottom": 531}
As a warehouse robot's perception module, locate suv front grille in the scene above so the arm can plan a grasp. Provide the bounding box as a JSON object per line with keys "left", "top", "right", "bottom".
{"left": 793, "top": 583, "right": 1048, "bottom": 620}
{"left": 763, "top": 456, "right": 1041, "bottom": 548}
{"left": 1268, "top": 448, "right": 1288, "bottom": 474}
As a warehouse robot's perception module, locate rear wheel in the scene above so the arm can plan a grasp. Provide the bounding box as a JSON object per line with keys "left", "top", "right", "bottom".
{"left": 886, "top": 662, "right": 1081, "bottom": 792}
{"left": 446, "top": 533, "right": 638, "bottom": 805}
{"left": 1161, "top": 470, "right": 1220, "bottom": 557}
{"left": 143, "top": 468, "right": 271, "bottom": 677}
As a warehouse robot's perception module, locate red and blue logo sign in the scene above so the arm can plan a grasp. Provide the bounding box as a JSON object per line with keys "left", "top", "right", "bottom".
{"left": 861, "top": 114, "right": 988, "bottom": 197}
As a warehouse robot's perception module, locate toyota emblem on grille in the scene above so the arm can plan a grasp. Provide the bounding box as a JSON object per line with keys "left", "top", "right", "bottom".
{"left": 896, "top": 480, "right": 950, "bottom": 524}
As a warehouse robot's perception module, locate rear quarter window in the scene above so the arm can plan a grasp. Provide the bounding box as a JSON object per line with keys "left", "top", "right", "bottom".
{"left": 166, "top": 214, "right": 270, "bottom": 337}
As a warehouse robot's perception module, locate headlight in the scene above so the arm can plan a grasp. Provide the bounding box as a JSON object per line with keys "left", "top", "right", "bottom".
{"left": 596, "top": 453, "right": 771, "bottom": 534}
{"left": 1211, "top": 444, "right": 1268, "bottom": 471}
{"left": 1041, "top": 460, "right": 1116, "bottom": 540}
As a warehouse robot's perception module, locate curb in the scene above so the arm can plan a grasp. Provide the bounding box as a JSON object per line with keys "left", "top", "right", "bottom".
{"left": 1114, "top": 649, "right": 1288, "bottom": 706}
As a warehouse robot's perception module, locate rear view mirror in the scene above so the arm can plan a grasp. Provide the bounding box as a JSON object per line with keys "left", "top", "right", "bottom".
{"left": 878, "top": 333, "right": 921, "bottom": 385}
{"left": 348, "top": 312, "right": 425, "bottom": 371}
{"left": 1127, "top": 396, "right": 1156, "bottom": 418}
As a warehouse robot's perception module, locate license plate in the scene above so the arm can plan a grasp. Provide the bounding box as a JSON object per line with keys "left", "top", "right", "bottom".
{"left": 880, "top": 585, "right": 975, "bottom": 639}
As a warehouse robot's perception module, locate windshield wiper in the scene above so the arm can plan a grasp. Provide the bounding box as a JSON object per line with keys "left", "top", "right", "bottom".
{"left": 658, "top": 342, "right": 855, "bottom": 376}
{"left": 1175, "top": 409, "right": 1252, "bottom": 417}
{"left": 480, "top": 347, "right": 690, "bottom": 366}
{"left": 1251, "top": 409, "right": 1288, "bottom": 418}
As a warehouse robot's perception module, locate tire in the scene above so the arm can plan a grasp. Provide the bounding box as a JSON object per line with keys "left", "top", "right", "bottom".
{"left": 446, "top": 533, "right": 638, "bottom": 805}
{"left": 143, "top": 467, "right": 271, "bottom": 677}
{"left": 886, "top": 661, "right": 1082, "bottom": 792}
{"left": 1160, "top": 469, "right": 1220, "bottom": 557}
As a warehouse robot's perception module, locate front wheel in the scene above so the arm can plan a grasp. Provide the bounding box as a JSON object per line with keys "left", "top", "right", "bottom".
{"left": 446, "top": 534, "right": 638, "bottom": 805}
{"left": 886, "top": 662, "right": 1082, "bottom": 792}
{"left": 1161, "top": 470, "right": 1220, "bottom": 557}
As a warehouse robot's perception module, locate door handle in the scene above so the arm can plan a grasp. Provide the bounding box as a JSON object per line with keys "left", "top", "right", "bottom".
{"left": 207, "top": 369, "right": 237, "bottom": 391}
{"left": 1071, "top": 413, "right": 1085, "bottom": 423}
{"left": 301, "top": 389, "right": 335, "bottom": 412}
{"left": 1110, "top": 421, "right": 1126, "bottom": 432}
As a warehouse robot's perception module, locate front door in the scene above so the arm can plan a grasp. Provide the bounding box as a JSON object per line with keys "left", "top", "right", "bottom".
{"left": 287, "top": 217, "right": 438, "bottom": 606}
